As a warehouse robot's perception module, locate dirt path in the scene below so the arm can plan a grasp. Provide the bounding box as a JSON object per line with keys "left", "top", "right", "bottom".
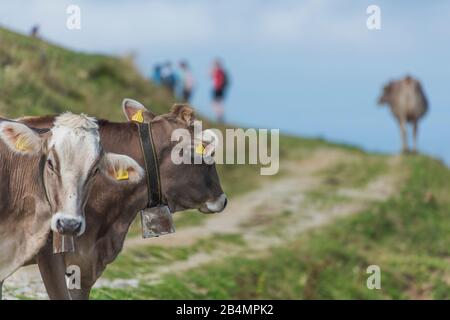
{"left": 124, "top": 149, "right": 350, "bottom": 249}
{"left": 3, "top": 149, "right": 403, "bottom": 298}
{"left": 120, "top": 159, "right": 401, "bottom": 285}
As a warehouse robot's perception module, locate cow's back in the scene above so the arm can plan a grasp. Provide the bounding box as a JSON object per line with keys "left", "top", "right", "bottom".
{"left": 391, "top": 77, "right": 428, "bottom": 122}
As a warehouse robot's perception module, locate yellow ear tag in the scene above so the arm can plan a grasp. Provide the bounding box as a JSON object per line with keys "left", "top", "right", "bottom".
{"left": 15, "top": 136, "right": 29, "bottom": 152}
{"left": 131, "top": 110, "right": 144, "bottom": 123}
{"left": 115, "top": 169, "right": 129, "bottom": 180}
{"left": 195, "top": 144, "right": 206, "bottom": 155}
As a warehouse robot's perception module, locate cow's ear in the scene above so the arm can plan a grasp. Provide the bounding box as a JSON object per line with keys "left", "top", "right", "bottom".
{"left": 100, "top": 152, "right": 145, "bottom": 184}
{"left": 0, "top": 121, "right": 43, "bottom": 155}
{"left": 122, "top": 98, "right": 155, "bottom": 123}
{"left": 171, "top": 104, "right": 195, "bottom": 126}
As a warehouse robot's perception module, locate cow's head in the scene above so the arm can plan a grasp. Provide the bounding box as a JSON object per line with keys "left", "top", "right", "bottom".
{"left": 378, "top": 82, "right": 393, "bottom": 106}
{"left": 123, "top": 99, "right": 227, "bottom": 214}
{"left": 0, "top": 113, "right": 144, "bottom": 236}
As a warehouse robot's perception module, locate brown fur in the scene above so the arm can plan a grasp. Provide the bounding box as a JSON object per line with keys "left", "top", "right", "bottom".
{"left": 19, "top": 107, "right": 224, "bottom": 299}
{"left": 0, "top": 120, "right": 50, "bottom": 283}
{"left": 170, "top": 104, "right": 194, "bottom": 125}
{"left": 0, "top": 114, "right": 114, "bottom": 291}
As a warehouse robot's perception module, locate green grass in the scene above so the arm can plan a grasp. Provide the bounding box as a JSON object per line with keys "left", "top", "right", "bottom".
{"left": 303, "top": 154, "right": 389, "bottom": 209}
{"left": 304, "top": 190, "right": 350, "bottom": 210}
{"left": 216, "top": 134, "right": 335, "bottom": 199}
{"left": 173, "top": 210, "right": 209, "bottom": 229}
{"left": 0, "top": 28, "right": 173, "bottom": 120}
{"left": 100, "top": 233, "right": 245, "bottom": 281}
{"left": 91, "top": 155, "right": 450, "bottom": 299}
{"left": 319, "top": 154, "right": 388, "bottom": 188}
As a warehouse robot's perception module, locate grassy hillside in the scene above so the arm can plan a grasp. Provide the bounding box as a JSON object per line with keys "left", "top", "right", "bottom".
{"left": 0, "top": 27, "right": 172, "bottom": 119}
{"left": 2, "top": 28, "right": 449, "bottom": 300}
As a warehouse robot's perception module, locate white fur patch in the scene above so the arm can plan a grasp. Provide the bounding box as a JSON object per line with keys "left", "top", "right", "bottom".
{"left": 54, "top": 112, "right": 98, "bottom": 131}
{"left": 46, "top": 113, "right": 102, "bottom": 238}
{"left": 49, "top": 113, "right": 101, "bottom": 166}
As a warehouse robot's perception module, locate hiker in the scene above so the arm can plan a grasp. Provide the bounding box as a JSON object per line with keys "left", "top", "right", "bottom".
{"left": 178, "top": 60, "right": 195, "bottom": 103}
{"left": 152, "top": 63, "right": 162, "bottom": 85}
{"left": 210, "top": 59, "right": 229, "bottom": 123}
{"left": 30, "top": 25, "right": 40, "bottom": 38}
{"left": 160, "top": 61, "right": 177, "bottom": 96}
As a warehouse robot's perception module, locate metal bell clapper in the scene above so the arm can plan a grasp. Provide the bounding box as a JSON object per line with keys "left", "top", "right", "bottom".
{"left": 140, "top": 205, "right": 175, "bottom": 238}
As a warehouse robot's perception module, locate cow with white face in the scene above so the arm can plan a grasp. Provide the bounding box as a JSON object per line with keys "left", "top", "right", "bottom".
{"left": 0, "top": 113, "right": 144, "bottom": 287}
{"left": 45, "top": 114, "right": 143, "bottom": 236}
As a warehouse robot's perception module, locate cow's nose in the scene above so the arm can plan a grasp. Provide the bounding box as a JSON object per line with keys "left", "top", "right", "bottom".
{"left": 56, "top": 217, "right": 82, "bottom": 235}
{"left": 51, "top": 213, "right": 85, "bottom": 236}
{"left": 205, "top": 194, "right": 228, "bottom": 213}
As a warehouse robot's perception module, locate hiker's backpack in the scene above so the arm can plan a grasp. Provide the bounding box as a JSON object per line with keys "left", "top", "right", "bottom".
{"left": 221, "top": 69, "right": 229, "bottom": 91}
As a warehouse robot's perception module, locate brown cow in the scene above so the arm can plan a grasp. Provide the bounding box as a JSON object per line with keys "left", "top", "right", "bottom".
{"left": 378, "top": 75, "right": 428, "bottom": 153}
{"left": 15, "top": 100, "right": 227, "bottom": 299}
{"left": 0, "top": 113, "right": 144, "bottom": 298}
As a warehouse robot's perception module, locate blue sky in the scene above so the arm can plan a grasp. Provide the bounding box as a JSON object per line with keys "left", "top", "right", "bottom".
{"left": 1, "top": 1, "right": 450, "bottom": 162}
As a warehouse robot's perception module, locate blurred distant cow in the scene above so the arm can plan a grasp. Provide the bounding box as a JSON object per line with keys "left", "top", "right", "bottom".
{"left": 378, "top": 75, "right": 428, "bottom": 153}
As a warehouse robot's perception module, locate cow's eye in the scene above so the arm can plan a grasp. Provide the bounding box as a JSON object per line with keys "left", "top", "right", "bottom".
{"left": 92, "top": 167, "right": 100, "bottom": 176}
{"left": 47, "top": 159, "right": 54, "bottom": 171}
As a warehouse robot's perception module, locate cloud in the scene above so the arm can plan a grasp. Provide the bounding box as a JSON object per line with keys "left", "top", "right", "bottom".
{"left": 1, "top": 0, "right": 449, "bottom": 55}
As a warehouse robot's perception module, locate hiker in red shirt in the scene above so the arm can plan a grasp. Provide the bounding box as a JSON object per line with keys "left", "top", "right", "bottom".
{"left": 210, "top": 59, "right": 229, "bottom": 123}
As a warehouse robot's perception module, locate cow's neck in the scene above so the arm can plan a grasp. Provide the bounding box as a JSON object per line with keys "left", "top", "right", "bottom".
{"left": 0, "top": 150, "right": 47, "bottom": 215}
{"left": 93, "top": 120, "right": 151, "bottom": 235}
